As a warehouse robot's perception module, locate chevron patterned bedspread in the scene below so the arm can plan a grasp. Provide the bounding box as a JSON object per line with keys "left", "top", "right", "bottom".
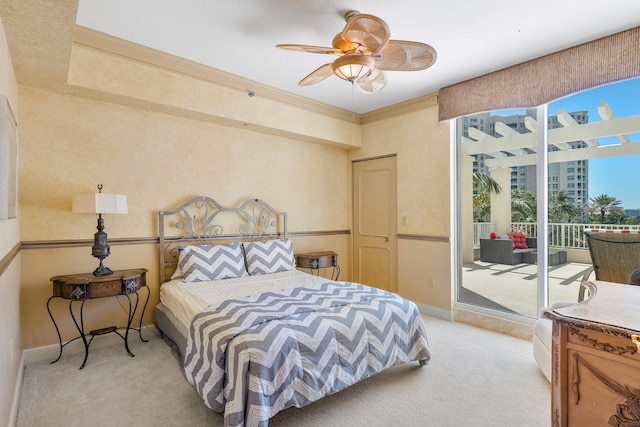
{"left": 183, "top": 281, "right": 431, "bottom": 427}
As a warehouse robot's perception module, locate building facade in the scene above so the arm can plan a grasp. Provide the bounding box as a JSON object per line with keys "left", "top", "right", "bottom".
{"left": 460, "top": 109, "right": 589, "bottom": 206}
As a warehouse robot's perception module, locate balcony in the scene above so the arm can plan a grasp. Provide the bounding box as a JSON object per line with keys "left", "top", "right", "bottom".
{"left": 459, "top": 90, "right": 640, "bottom": 322}
{"left": 464, "top": 222, "right": 640, "bottom": 318}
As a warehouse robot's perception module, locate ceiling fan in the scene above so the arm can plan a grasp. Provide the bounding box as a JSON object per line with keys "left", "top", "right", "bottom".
{"left": 276, "top": 10, "right": 437, "bottom": 93}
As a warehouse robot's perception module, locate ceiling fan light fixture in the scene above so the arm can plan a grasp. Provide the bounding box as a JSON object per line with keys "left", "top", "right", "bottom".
{"left": 277, "top": 11, "right": 436, "bottom": 93}
{"left": 332, "top": 55, "right": 374, "bottom": 83}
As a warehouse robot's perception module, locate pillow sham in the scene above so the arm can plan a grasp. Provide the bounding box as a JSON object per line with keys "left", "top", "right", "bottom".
{"left": 243, "top": 239, "right": 296, "bottom": 275}
{"left": 178, "top": 242, "right": 248, "bottom": 282}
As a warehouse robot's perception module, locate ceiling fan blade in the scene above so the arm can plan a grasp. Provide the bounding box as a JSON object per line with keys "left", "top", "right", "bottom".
{"left": 276, "top": 44, "right": 343, "bottom": 55}
{"left": 377, "top": 40, "right": 437, "bottom": 71}
{"left": 356, "top": 69, "right": 387, "bottom": 93}
{"left": 299, "top": 63, "right": 334, "bottom": 86}
{"left": 340, "top": 12, "right": 390, "bottom": 54}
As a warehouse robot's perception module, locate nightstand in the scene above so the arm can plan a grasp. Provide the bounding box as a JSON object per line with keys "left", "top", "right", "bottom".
{"left": 47, "top": 268, "right": 149, "bottom": 369}
{"left": 295, "top": 251, "right": 340, "bottom": 280}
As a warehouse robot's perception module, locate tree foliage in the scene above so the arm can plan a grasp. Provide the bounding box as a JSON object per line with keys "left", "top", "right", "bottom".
{"left": 588, "top": 194, "right": 624, "bottom": 224}
{"left": 472, "top": 172, "right": 501, "bottom": 222}
{"left": 549, "top": 190, "right": 582, "bottom": 223}
{"left": 511, "top": 189, "right": 537, "bottom": 222}
{"left": 473, "top": 172, "right": 501, "bottom": 195}
{"left": 470, "top": 174, "right": 638, "bottom": 225}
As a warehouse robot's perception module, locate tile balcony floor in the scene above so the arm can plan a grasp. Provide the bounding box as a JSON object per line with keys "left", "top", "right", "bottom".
{"left": 461, "top": 261, "right": 593, "bottom": 318}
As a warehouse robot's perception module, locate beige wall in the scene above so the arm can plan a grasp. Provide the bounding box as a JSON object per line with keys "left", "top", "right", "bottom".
{"left": 68, "top": 42, "right": 362, "bottom": 150}
{"left": 0, "top": 255, "right": 20, "bottom": 427}
{"left": 0, "top": 14, "right": 20, "bottom": 427}
{"left": 19, "top": 87, "right": 352, "bottom": 241}
{"left": 349, "top": 104, "right": 453, "bottom": 314}
{"left": 359, "top": 106, "right": 451, "bottom": 237}
{"left": 0, "top": 13, "right": 19, "bottom": 255}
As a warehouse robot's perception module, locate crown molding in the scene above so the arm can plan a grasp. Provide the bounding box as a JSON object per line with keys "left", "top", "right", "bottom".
{"left": 360, "top": 92, "right": 439, "bottom": 124}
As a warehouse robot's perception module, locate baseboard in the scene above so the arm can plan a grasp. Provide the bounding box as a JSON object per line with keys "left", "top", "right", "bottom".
{"left": 8, "top": 352, "right": 25, "bottom": 427}
{"left": 22, "top": 324, "right": 159, "bottom": 365}
{"left": 416, "top": 302, "right": 453, "bottom": 321}
{"left": 453, "top": 306, "right": 534, "bottom": 340}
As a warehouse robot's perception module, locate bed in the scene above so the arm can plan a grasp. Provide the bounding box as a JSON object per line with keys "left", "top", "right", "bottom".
{"left": 153, "top": 197, "right": 431, "bottom": 427}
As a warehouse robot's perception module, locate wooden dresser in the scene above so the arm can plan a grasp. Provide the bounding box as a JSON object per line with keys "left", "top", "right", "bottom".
{"left": 545, "top": 281, "right": 640, "bottom": 427}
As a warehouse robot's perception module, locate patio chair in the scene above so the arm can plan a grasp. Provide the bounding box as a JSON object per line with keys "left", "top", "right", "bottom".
{"left": 579, "top": 230, "right": 640, "bottom": 301}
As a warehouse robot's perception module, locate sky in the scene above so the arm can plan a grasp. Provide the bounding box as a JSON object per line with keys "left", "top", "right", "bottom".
{"left": 548, "top": 78, "right": 640, "bottom": 209}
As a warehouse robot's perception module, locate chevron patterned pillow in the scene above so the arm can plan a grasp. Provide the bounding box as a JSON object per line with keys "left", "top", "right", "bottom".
{"left": 243, "top": 239, "right": 296, "bottom": 275}
{"left": 178, "top": 243, "right": 248, "bottom": 282}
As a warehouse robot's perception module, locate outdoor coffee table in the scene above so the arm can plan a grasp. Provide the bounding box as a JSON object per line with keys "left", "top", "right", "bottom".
{"left": 522, "top": 250, "right": 567, "bottom": 266}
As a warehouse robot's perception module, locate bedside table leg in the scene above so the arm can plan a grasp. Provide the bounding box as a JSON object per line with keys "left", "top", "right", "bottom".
{"left": 123, "top": 294, "right": 135, "bottom": 357}
{"left": 332, "top": 265, "right": 341, "bottom": 281}
{"left": 47, "top": 296, "right": 64, "bottom": 364}
{"left": 69, "top": 300, "right": 90, "bottom": 369}
{"left": 137, "top": 285, "right": 150, "bottom": 342}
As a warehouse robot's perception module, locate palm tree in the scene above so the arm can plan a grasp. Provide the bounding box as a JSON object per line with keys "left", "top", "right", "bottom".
{"left": 473, "top": 172, "right": 501, "bottom": 195}
{"left": 472, "top": 172, "right": 501, "bottom": 222}
{"left": 511, "top": 189, "right": 536, "bottom": 222}
{"left": 589, "top": 194, "right": 624, "bottom": 224}
{"left": 549, "top": 190, "right": 581, "bottom": 223}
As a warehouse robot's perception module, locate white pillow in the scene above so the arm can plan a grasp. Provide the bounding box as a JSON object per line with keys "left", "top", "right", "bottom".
{"left": 243, "top": 239, "right": 296, "bottom": 275}
{"left": 178, "top": 243, "right": 248, "bottom": 282}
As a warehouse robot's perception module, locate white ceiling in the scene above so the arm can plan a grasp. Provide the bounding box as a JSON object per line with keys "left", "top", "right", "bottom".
{"left": 75, "top": 0, "right": 640, "bottom": 114}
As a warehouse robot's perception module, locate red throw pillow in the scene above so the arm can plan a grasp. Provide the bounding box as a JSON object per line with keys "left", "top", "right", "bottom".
{"left": 508, "top": 232, "right": 528, "bottom": 249}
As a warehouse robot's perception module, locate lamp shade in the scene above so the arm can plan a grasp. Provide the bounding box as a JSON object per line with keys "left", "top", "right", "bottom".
{"left": 72, "top": 193, "right": 128, "bottom": 214}
{"left": 332, "top": 55, "right": 374, "bottom": 82}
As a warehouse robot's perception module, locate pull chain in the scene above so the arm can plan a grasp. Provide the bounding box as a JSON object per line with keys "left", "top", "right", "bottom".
{"left": 352, "top": 82, "right": 356, "bottom": 121}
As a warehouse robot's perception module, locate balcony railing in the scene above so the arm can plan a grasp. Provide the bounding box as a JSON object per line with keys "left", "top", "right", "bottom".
{"left": 473, "top": 222, "right": 640, "bottom": 249}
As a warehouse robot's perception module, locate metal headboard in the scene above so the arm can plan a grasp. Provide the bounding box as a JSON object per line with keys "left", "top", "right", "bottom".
{"left": 159, "top": 197, "right": 287, "bottom": 283}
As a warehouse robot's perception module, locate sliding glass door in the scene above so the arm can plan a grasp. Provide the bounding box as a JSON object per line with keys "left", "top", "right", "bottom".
{"left": 457, "top": 108, "right": 541, "bottom": 319}
{"left": 456, "top": 77, "right": 640, "bottom": 319}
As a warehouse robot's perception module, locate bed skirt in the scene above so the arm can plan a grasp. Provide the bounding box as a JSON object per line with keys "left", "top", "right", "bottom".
{"left": 153, "top": 303, "right": 188, "bottom": 363}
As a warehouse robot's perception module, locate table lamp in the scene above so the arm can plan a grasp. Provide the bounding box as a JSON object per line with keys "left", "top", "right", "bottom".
{"left": 72, "top": 184, "right": 128, "bottom": 276}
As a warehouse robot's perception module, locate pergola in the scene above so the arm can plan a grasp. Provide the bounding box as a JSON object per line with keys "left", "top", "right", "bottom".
{"left": 459, "top": 102, "right": 640, "bottom": 263}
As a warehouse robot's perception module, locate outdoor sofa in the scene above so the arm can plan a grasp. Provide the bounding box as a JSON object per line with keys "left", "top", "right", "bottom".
{"left": 479, "top": 232, "right": 537, "bottom": 265}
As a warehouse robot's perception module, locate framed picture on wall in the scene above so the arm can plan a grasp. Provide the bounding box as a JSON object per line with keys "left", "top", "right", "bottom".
{"left": 0, "top": 95, "right": 17, "bottom": 220}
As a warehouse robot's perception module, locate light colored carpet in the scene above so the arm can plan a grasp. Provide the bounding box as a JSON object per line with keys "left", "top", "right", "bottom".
{"left": 16, "top": 315, "right": 550, "bottom": 426}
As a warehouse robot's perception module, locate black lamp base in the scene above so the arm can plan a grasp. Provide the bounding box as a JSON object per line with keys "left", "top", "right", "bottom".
{"left": 93, "top": 259, "right": 113, "bottom": 277}
{"left": 91, "top": 215, "right": 113, "bottom": 276}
